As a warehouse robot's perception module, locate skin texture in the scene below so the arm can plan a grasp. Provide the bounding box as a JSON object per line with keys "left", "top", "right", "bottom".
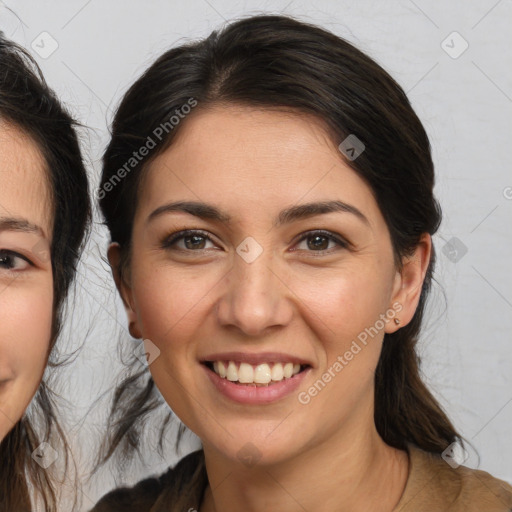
{"left": 0, "top": 122, "right": 53, "bottom": 442}
{"left": 109, "top": 105, "right": 431, "bottom": 511}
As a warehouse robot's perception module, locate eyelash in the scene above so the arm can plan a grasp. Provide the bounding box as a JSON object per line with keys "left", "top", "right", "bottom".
{"left": 0, "top": 249, "right": 33, "bottom": 271}
{"left": 161, "top": 229, "right": 349, "bottom": 254}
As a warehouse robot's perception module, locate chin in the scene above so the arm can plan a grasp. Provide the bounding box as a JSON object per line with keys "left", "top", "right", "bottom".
{"left": 200, "top": 427, "right": 305, "bottom": 469}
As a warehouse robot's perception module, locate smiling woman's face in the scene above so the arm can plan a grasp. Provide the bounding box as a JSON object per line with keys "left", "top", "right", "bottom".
{"left": 115, "top": 105, "right": 429, "bottom": 465}
{"left": 0, "top": 122, "right": 53, "bottom": 442}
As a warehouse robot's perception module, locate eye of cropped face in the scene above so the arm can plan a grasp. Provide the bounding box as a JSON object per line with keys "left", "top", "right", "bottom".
{"left": 0, "top": 249, "right": 33, "bottom": 272}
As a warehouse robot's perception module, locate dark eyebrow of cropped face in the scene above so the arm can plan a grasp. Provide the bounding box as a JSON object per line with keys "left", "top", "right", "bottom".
{"left": 147, "top": 200, "right": 370, "bottom": 228}
{"left": 0, "top": 217, "right": 46, "bottom": 237}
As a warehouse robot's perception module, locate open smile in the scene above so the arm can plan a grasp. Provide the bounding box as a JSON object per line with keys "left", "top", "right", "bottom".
{"left": 200, "top": 352, "right": 312, "bottom": 404}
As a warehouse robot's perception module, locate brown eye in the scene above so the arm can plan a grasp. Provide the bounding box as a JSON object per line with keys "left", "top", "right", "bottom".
{"left": 161, "top": 230, "right": 216, "bottom": 251}
{"left": 293, "top": 230, "right": 348, "bottom": 253}
{"left": 183, "top": 234, "right": 208, "bottom": 250}
{"left": 0, "top": 250, "right": 32, "bottom": 271}
{"left": 306, "top": 234, "right": 330, "bottom": 250}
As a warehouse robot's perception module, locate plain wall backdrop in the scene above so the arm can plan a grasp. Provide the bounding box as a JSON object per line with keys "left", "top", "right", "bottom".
{"left": 1, "top": 0, "right": 511, "bottom": 509}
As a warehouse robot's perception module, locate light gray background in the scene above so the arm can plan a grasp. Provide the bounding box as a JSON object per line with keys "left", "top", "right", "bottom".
{"left": 1, "top": 0, "right": 511, "bottom": 509}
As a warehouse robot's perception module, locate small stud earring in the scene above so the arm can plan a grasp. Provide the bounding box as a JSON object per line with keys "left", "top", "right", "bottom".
{"left": 394, "top": 318, "right": 400, "bottom": 325}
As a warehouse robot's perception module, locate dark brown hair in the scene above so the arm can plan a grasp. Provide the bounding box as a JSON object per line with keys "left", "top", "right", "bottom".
{"left": 0, "top": 33, "right": 91, "bottom": 511}
{"left": 95, "top": 13, "right": 465, "bottom": 471}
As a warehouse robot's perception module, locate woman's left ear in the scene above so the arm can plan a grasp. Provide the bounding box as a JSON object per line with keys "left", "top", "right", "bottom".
{"left": 385, "top": 233, "right": 432, "bottom": 333}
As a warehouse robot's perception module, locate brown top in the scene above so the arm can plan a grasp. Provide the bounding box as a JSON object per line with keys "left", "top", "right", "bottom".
{"left": 394, "top": 445, "right": 512, "bottom": 511}
{"left": 90, "top": 443, "right": 512, "bottom": 512}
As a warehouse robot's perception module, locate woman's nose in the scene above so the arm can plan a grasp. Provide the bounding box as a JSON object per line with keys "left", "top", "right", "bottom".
{"left": 215, "top": 238, "right": 293, "bottom": 337}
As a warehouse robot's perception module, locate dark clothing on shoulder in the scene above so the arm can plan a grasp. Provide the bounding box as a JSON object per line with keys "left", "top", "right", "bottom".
{"left": 90, "top": 449, "right": 207, "bottom": 512}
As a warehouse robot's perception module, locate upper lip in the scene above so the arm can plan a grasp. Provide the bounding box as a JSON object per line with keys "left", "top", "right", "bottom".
{"left": 200, "top": 351, "right": 313, "bottom": 366}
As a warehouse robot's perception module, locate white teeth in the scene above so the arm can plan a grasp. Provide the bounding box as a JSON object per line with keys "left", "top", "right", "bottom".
{"left": 217, "top": 361, "right": 227, "bottom": 378}
{"left": 210, "top": 360, "right": 304, "bottom": 384}
{"left": 254, "top": 363, "right": 272, "bottom": 384}
{"left": 227, "top": 361, "right": 238, "bottom": 381}
{"left": 271, "top": 363, "right": 284, "bottom": 381}
{"left": 238, "top": 363, "right": 254, "bottom": 383}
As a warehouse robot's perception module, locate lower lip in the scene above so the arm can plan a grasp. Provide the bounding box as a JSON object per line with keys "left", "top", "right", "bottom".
{"left": 202, "top": 364, "right": 311, "bottom": 404}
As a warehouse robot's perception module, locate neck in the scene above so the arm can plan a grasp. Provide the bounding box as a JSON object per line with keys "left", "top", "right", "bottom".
{"left": 200, "top": 423, "right": 409, "bottom": 512}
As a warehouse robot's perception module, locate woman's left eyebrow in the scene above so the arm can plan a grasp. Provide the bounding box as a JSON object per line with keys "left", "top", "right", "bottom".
{"left": 146, "top": 200, "right": 370, "bottom": 228}
{"left": 274, "top": 200, "right": 370, "bottom": 228}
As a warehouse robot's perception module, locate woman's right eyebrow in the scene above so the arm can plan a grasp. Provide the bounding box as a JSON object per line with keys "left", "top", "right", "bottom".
{"left": 0, "top": 217, "right": 45, "bottom": 237}
{"left": 146, "top": 200, "right": 370, "bottom": 228}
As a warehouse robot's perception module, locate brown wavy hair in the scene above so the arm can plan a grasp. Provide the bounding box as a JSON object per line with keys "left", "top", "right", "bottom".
{"left": 0, "top": 33, "right": 91, "bottom": 511}
{"left": 94, "top": 13, "right": 467, "bottom": 472}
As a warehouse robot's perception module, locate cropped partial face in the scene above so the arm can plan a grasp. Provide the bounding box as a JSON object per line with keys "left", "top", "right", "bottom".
{"left": 113, "top": 105, "right": 429, "bottom": 466}
{"left": 0, "top": 122, "right": 53, "bottom": 441}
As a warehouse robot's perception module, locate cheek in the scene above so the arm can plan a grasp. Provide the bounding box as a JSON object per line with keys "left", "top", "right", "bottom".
{"left": 130, "top": 263, "right": 218, "bottom": 426}
{"left": 132, "top": 262, "right": 219, "bottom": 343}
{"left": 285, "top": 271, "right": 389, "bottom": 437}
{"left": 290, "top": 264, "right": 394, "bottom": 410}
{"left": 0, "top": 288, "right": 53, "bottom": 372}
{"left": 292, "top": 264, "right": 392, "bottom": 343}
{"left": 0, "top": 284, "right": 53, "bottom": 432}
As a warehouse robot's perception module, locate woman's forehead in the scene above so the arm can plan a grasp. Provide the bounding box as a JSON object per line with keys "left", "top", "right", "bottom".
{"left": 0, "top": 122, "right": 53, "bottom": 240}
{"left": 167, "top": 104, "right": 338, "bottom": 154}
{"left": 140, "top": 106, "right": 377, "bottom": 216}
